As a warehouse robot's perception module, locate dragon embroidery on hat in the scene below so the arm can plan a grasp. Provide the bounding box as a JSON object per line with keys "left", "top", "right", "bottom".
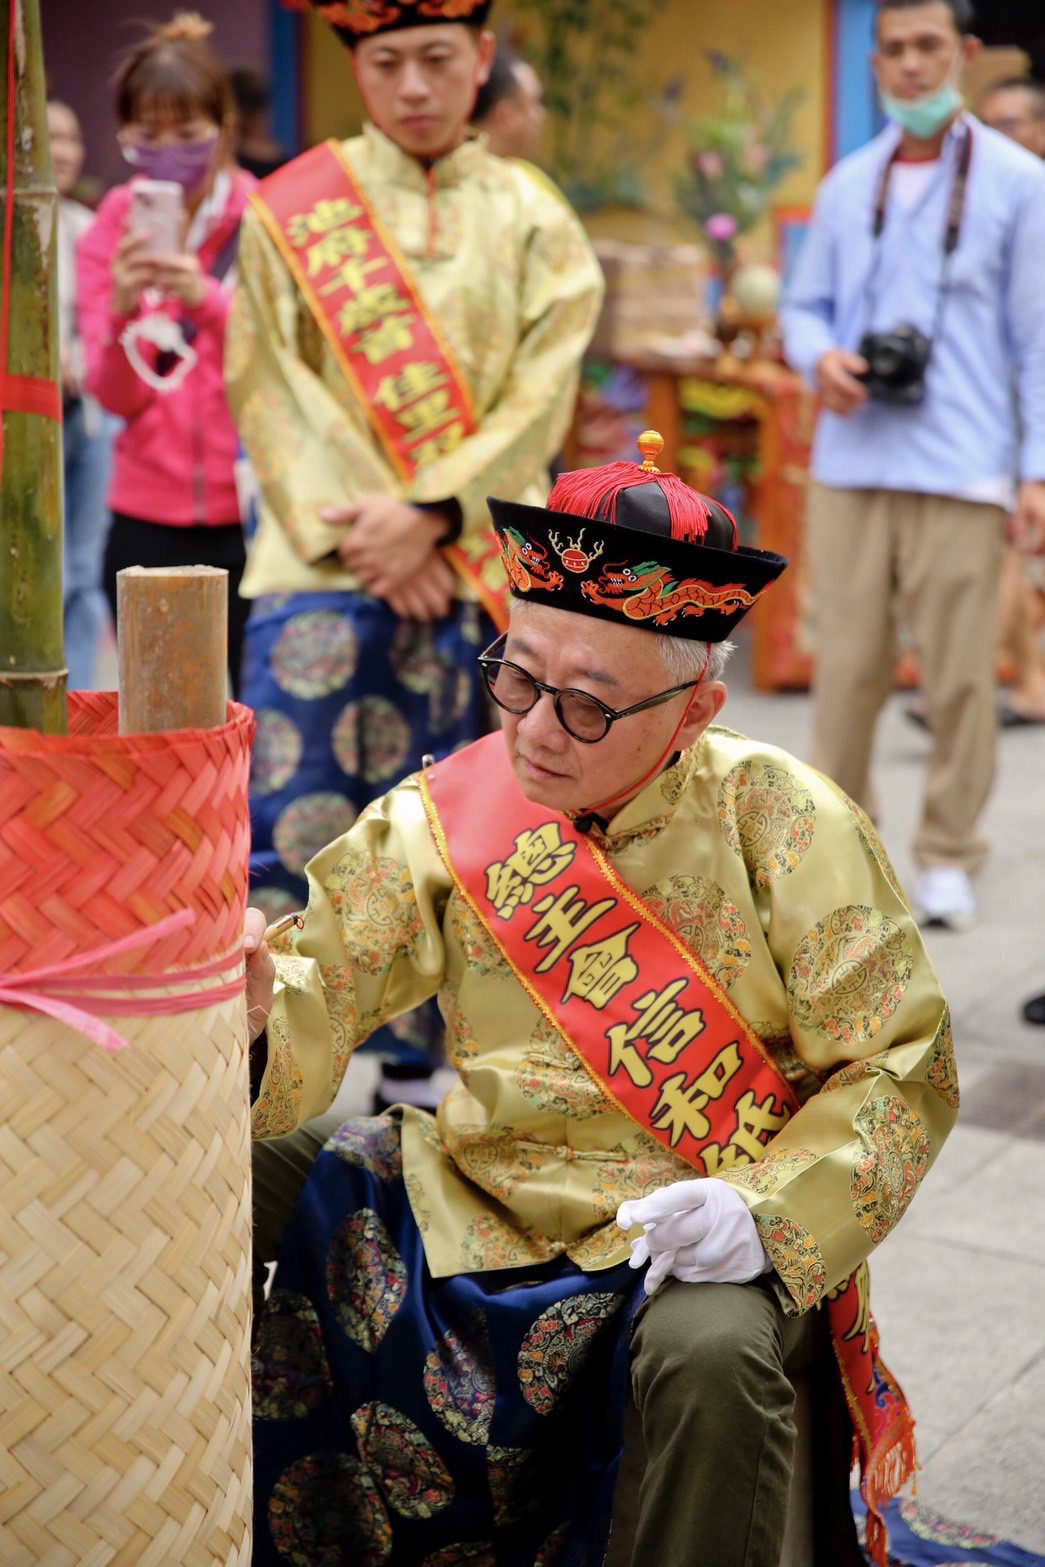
{"left": 497, "top": 528, "right": 564, "bottom": 593}
{"left": 581, "top": 561, "right": 757, "bottom": 626}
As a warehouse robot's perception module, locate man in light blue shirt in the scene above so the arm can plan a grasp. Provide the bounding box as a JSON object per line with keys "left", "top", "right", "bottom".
{"left": 781, "top": 0, "right": 1045, "bottom": 930}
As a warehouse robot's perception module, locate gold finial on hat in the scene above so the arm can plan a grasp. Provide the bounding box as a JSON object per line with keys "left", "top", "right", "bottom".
{"left": 637, "top": 430, "right": 664, "bottom": 472}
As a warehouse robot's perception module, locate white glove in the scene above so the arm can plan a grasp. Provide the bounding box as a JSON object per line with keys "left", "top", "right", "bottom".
{"left": 617, "top": 1178, "right": 771, "bottom": 1296}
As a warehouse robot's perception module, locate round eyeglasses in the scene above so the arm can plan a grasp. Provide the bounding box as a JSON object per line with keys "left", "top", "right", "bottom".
{"left": 478, "top": 634, "right": 703, "bottom": 744}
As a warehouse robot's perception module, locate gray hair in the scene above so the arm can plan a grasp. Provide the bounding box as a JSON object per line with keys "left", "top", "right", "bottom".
{"left": 658, "top": 635, "right": 734, "bottom": 684}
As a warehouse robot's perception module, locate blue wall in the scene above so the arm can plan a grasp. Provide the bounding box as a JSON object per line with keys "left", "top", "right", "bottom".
{"left": 269, "top": 0, "right": 303, "bottom": 158}
{"left": 833, "top": 0, "right": 880, "bottom": 160}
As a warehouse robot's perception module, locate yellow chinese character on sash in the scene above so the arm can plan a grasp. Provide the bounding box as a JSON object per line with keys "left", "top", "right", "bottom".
{"left": 317, "top": 254, "right": 385, "bottom": 294}
{"left": 648, "top": 1046, "right": 739, "bottom": 1147}
{"left": 525, "top": 886, "right": 615, "bottom": 973}
{"left": 701, "top": 1089, "right": 791, "bottom": 1172}
{"left": 604, "top": 979, "right": 706, "bottom": 1071}
{"left": 412, "top": 422, "right": 467, "bottom": 463}
{"left": 358, "top": 316, "right": 416, "bottom": 365}
{"left": 645, "top": 1040, "right": 742, "bottom": 1140}
{"left": 305, "top": 224, "right": 372, "bottom": 276}
{"left": 397, "top": 390, "right": 456, "bottom": 441}
{"left": 335, "top": 283, "right": 412, "bottom": 337}
{"left": 287, "top": 198, "right": 363, "bottom": 247}
{"left": 652, "top": 1043, "right": 743, "bottom": 1147}
{"left": 373, "top": 362, "right": 449, "bottom": 413}
{"left": 563, "top": 922, "right": 640, "bottom": 1009}
{"left": 485, "top": 823, "right": 575, "bottom": 920}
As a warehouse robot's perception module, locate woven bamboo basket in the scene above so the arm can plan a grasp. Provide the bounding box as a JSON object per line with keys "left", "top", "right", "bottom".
{"left": 0, "top": 693, "right": 255, "bottom": 1566}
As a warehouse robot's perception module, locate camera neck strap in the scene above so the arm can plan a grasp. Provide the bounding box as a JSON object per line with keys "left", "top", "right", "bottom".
{"left": 865, "top": 118, "right": 974, "bottom": 343}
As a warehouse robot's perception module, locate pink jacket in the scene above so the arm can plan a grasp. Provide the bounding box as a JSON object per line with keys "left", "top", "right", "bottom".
{"left": 77, "top": 170, "right": 255, "bottom": 527}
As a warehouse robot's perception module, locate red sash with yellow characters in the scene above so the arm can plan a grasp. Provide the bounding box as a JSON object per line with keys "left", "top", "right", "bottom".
{"left": 251, "top": 141, "right": 508, "bottom": 631}
{"left": 421, "top": 732, "right": 915, "bottom": 1566}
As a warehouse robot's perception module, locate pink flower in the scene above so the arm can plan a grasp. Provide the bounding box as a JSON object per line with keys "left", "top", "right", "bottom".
{"left": 697, "top": 150, "right": 726, "bottom": 179}
{"left": 745, "top": 144, "right": 770, "bottom": 172}
{"left": 705, "top": 212, "right": 738, "bottom": 243}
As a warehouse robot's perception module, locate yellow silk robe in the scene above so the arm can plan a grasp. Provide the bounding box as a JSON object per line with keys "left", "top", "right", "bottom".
{"left": 225, "top": 124, "right": 605, "bottom": 601}
{"left": 254, "top": 725, "right": 957, "bottom": 1314}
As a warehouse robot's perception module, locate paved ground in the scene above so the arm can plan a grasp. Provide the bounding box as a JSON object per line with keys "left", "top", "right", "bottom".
{"left": 724, "top": 639, "right": 1045, "bottom": 1554}
{"left": 101, "top": 624, "right": 1045, "bottom": 1549}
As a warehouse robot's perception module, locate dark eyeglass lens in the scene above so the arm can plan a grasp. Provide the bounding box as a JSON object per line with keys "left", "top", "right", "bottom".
{"left": 486, "top": 661, "right": 536, "bottom": 711}
{"left": 560, "top": 692, "right": 609, "bottom": 740}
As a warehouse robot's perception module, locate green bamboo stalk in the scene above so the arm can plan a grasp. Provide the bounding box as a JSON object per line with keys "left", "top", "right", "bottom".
{"left": 0, "top": 0, "right": 66, "bottom": 733}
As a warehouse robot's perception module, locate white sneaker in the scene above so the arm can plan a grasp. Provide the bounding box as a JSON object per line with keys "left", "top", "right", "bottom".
{"left": 914, "top": 866, "right": 976, "bottom": 931}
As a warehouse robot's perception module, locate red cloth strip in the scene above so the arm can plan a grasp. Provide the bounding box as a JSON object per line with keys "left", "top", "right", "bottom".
{"left": 0, "top": 373, "right": 62, "bottom": 421}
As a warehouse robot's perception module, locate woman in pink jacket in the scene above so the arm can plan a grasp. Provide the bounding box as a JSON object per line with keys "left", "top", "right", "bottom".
{"left": 77, "top": 12, "right": 255, "bottom": 687}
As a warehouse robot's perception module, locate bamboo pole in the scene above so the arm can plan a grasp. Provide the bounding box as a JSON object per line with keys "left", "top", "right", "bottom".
{"left": 117, "top": 565, "right": 229, "bottom": 733}
{"left": 0, "top": 0, "right": 66, "bottom": 733}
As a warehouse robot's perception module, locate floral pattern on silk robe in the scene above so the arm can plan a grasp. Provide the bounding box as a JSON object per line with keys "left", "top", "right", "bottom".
{"left": 253, "top": 725, "right": 957, "bottom": 1312}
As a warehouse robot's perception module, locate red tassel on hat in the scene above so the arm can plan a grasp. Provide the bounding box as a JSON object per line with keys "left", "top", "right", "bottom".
{"left": 547, "top": 432, "right": 737, "bottom": 548}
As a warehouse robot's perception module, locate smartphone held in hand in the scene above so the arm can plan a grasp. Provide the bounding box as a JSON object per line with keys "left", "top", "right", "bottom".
{"left": 129, "top": 178, "right": 184, "bottom": 253}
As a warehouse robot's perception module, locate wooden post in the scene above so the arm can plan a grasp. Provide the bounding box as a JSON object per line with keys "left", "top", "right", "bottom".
{"left": 117, "top": 566, "right": 229, "bottom": 734}
{"left": 0, "top": 0, "right": 66, "bottom": 734}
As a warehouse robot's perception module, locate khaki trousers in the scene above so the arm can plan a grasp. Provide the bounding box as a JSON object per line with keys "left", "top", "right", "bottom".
{"left": 806, "top": 483, "right": 1006, "bottom": 873}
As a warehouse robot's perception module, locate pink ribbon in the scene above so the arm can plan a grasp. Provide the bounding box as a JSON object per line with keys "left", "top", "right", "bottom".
{"left": 0, "top": 908, "right": 246, "bottom": 1053}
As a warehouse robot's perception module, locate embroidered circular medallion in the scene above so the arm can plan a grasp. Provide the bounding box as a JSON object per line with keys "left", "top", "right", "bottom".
{"left": 253, "top": 1290, "right": 333, "bottom": 1422}
{"left": 592, "top": 1132, "right": 691, "bottom": 1210}
{"left": 517, "top": 1292, "right": 624, "bottom": 1415}
{"left": 486, "top": 1444, "right": 546, "bottom": 1526}
{"left": 787, "top": 905, "right": 913, "bottom": 1045}
{"left": 268, "top": 1450, "right": 391, "bottom": 1566}
{"left": 422, "top": 1546, "right": 497, "bottom": 1566}
{"left": 450, "top": 1129, "right": 544, "bottom": 1203}
{"left": 327, "top": 1208, "right": 408, "bottom": 1352}
{"left": 460, "top": 1214, "right": 547, "bottom": 1272}
{"left": 642, "top": 874, "right": 751, "bottom": 990}
{"left": 332, "top": 695, "right": 413, "bottom": 783}
{"left": 514, "top": 1019, "right": 612, "bottom": 1119}
{"left": 327, "top": 1115, "right": 402, "bottom": 1181}
{"left": 328, "top": 846, "right": 424, "bottom": 974}
{"left": 926, "top": 1007, "right": 959, "bottom": 1109}
{"left": 447, "top": 894, "right": 511, "bottom": 978}
{"left": 272, "top": 610, "right": 359, "bottom": 698}
{"left": 723, "top": 1147, "right": 817, "bottom": 1196}
{"left": 755, "top": 1214, "right": 826, "bottom": 1309}
{"left": 423, "top": 1310, "right": 496, "bottom": 1446}
{"left": 274, "top": 791, "right": 357, "bottom": 875}
{"left": 238, "top": 388, "right": 304, "bottom": 486}
{"left": 252, "top": 708, "right": 303, "bottom": 797}
{"left": 350, "top": 1401, "right": 455, "bottom": 1519}
{"left": 851, "top": 1094, "right": 930, "bottom": 1244}
{"left": 718, "top": 759, "right": 817, "bottom": 885}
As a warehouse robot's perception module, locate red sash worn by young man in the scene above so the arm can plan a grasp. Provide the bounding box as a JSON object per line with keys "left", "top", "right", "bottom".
{"left": 250, "top": 140, "right": 508, "bottom": 631}
{"left": 422, "top": 732, "right": 916, "bottom": 1567}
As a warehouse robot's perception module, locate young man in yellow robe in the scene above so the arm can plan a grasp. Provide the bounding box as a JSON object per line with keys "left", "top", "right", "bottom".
{"left": 245, "top": 437, "right": 955, "bottom": 1567}
{"left": 226, "top": 0, "right": 603, "bottom": 1093}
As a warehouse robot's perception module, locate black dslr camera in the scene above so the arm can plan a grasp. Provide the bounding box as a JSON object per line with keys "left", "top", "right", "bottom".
{"left": 856, "top": 323, "right": 932, "bottom": 406}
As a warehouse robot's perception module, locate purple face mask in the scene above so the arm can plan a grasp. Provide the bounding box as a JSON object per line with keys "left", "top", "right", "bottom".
{"left": 124, "top": 136, "right": 218, "bottom": 194}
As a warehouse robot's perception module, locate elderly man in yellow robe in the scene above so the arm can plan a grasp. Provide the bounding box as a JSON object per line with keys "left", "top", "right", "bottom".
{"left": 245, "top": 435, "right": 956, "bottom": 1567}
{"left": 226, "top": 0, "right": 603, "bottom": 1099}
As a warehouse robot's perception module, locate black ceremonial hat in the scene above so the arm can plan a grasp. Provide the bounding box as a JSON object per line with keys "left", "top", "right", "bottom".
{"left": 307, "top": 0, "right": 493, "bottom": 45}
{"left": 489, "top": 432, "right": 787, "bottom": 643}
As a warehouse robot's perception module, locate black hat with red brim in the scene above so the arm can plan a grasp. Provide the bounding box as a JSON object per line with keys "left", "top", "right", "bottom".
{"left": 305, "top": 0, "right": 493, "bottom": 45}
{"left": 488, "top": 432, "right": 788, "bottom": 644}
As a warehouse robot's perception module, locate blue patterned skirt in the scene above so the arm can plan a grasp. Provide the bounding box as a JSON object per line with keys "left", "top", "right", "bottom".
{"left": 252, "top": 1115, "right": 642, "bottom": 1567}
{"left": 242, "top": 591, "right": 495, "bottom": 1070}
